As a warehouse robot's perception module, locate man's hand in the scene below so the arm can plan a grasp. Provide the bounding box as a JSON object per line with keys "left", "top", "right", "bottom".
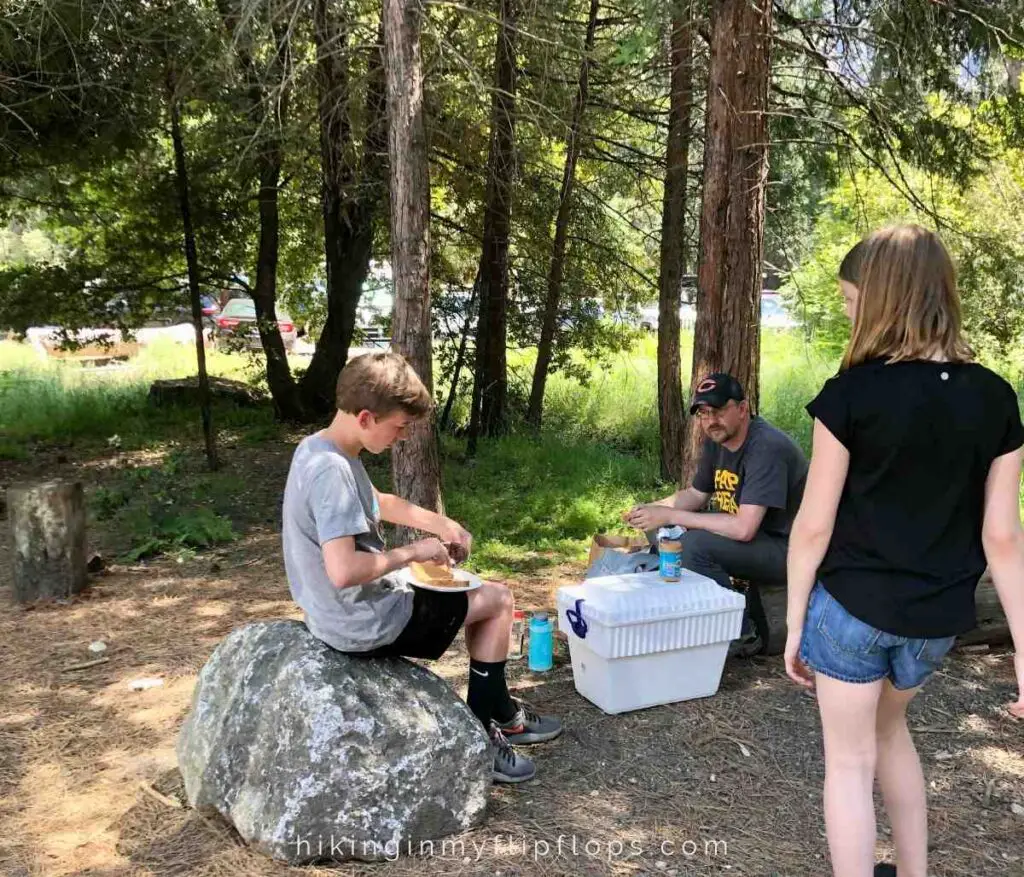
{"left": 408, "top": 538, "right": 451, "bottom": 565}
{"left": 625, "top": 504, "right": 676, "bottom": 532}
{"left": 437, "top": 518, "right": 473, "bottom": 560}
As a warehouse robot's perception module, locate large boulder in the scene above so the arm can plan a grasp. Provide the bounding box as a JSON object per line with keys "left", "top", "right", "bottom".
{"left": 177, "top": 620, "right": 491, "bottom": 864}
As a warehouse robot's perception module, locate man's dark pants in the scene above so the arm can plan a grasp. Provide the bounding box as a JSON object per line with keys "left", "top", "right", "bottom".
{"left": 678, "top": 529, "right": 787, "bottom": 643}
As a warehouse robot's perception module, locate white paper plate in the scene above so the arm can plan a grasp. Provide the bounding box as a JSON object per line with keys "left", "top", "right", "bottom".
{"left": 397, "top": 566, "right": 483, "bottom": 593}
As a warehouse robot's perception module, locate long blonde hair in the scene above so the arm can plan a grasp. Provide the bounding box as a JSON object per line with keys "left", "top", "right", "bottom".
{"left": 842, "top": 224, "right": 972, "bottom": 370}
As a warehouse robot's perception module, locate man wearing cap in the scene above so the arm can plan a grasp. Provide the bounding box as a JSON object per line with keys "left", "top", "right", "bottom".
{"left": 625, "top": 373, "right": 808, "bottom": 654}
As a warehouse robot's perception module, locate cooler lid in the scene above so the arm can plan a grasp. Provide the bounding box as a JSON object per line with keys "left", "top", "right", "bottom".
{"left": 556, "top": 570, "right": 745, "bottom": 627}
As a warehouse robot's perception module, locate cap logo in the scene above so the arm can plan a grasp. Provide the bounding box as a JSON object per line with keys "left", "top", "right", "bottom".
{"left": 696, "top": 378, "right": 717, "bottom": 393}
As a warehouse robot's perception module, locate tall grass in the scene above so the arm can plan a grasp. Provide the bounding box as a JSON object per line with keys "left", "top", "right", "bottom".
{"left": 757, "top": 334, "right": 839, "bottom": 454}
{"left": 0, "top": 329, "right": 836, "bottom": 462}
{"left": 538, "top": 331, "right": 837, "bottom": 458}
{"left": 0, "top": 339, "right": 275, "bottom": 449}
{"left": 540, "top": 340, "right": 661, "bottom": 456}
{"left": 6, "top": 330, "right": 1017, "bottom": 573}
{"left": 443, "top": 434, "right": 658, "bottom": 574}
{"left": 445, "top": 331, "right": 838, "bottom": 572}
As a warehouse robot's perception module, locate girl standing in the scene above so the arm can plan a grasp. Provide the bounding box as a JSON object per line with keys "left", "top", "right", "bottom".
{"left": 785, "top": 225, "right": 1024, "bottom": 877}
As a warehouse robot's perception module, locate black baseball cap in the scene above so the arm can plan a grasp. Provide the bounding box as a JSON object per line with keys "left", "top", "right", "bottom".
{"left": 689, "top": 373, "right": 745, "bottom": 414}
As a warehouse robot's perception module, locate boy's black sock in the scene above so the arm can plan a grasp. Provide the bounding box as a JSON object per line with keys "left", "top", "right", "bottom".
{"left": 467, "top": 659, "right": 518, "bottom": 727}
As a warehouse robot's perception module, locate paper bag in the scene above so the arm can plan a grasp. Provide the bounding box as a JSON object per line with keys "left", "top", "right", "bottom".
{"left": 586, "top": 533, "right": 658, "bottom": 579}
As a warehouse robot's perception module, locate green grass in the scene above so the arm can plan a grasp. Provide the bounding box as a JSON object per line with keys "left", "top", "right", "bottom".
{"left": 88, "top": 454, "right": 246, "bottom": 561}
{"left": 13, "top": 329, "right": 993, "bottom": 574}
{"left": 0, "top": 330, "right": 839, "bottom": 571}
{"left": 539, "top": 340, "right": 661, "bottom": 455}
{"left": 442, "top": 331, "right": 838, "bottom": 573}
{"left": 0, "top": 339, "right": 279, "bottom": 448}
{"left": 757, "top": 335, "right": 839, "bottom": 455}
{"left": 443, "top": 434, "right": 658, "bottom": 576}
{"left": 536, "top": 331, "right": 837, "bottom": 457}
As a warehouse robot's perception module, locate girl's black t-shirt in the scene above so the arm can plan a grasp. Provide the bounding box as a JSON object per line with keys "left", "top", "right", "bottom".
{"left": 806, "top": 359, "right": 1024, "bottom": 639}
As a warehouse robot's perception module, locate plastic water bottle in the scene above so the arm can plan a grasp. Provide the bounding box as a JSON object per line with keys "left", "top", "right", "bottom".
{"left": 527, "top": 612, "right": 554, "bottom": 672}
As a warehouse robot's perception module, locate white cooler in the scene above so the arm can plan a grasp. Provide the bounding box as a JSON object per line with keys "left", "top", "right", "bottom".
{"left": 556, "top": 570, "right": 745, "bottom": 714}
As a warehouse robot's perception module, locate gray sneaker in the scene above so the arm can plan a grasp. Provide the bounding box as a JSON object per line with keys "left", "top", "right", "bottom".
{"left": 494, "top": 699, "right": 563, "bottom": 745}
{"left": 490, "top": 725, "right": 536, "bottom": 784}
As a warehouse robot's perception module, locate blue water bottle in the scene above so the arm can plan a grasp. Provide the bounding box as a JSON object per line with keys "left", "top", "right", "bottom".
{"left": 528, "top": 612, "right": 554, "bottom": 672}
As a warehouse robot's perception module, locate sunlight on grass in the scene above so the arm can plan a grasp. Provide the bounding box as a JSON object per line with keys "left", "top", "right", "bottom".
{"left": 537, "top": 330, "right": 837, "bottom": 457}
{"left": 443, "top": 433, "right": 656, "bottom": 575}
{"left": 6, "top": 329, "right": 1017, "bottom": 575}
{"left": 452, "top": 332, "right": 839, "bottom": 569}
{"left": 0, "top": 339, "right": 284, "bottom": 445}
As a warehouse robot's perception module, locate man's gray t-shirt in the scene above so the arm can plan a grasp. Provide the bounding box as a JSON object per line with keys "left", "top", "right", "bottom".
{"left": 692, "top": 416, "right": 808, "bottom": 537}
{"left": 282, "top": 433, "right": 413, "bottom": 652}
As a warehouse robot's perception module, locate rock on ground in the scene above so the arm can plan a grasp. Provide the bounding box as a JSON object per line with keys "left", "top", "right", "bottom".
{"left": 177, "top": 620, "right": 491, "bottom": 863}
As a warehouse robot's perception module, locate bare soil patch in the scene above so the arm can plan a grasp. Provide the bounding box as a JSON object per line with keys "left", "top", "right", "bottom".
{"left": 1, "top": 444, "right": 1022, "bottom": 877}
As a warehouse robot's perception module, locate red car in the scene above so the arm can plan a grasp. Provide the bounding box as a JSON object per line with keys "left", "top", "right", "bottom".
{"left": 201, "top": 294, "right": 220, "bottom": 317}
{"left": 213, "top": 297, "right": 297, "bottom": 351}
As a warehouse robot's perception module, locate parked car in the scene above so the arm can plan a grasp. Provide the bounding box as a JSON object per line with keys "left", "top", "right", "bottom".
{"left": 358, "top": 275, "right": 395, "bottom": 329}
{"left": 200, "top": 294, "right": 220, "bottom": 317}
{"left": 213, "top": 297, "right": 297, "bottom": 351}
{"left": 146, "top": 295, "right": 220, "bottom": 326}
{"left": 622, "top": 292, "right": 794, "bottom": 333}
{"left": 634, "top": 301, "right": 696, "bottom": 332}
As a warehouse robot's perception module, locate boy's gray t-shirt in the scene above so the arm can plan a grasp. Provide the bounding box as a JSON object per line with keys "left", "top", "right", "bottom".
{"left": 282, "top": 433, "right": 413, "bottom": 652}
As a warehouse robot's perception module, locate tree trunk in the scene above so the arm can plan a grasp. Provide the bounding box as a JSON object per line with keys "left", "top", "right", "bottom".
{"left": 440, "top": 279, "right": 479, "bottom": 433}
{"left": 253, "top": 139, "right": 304, "bottom": 421}
{"left": 300, "top": 7, "right": 388, "bottom": 418}
{"left": 9, "top": 481, "right": 87, "bottom": 603}
{"left": 683, "top": 0, "right": 771, "bottom": 482}
{"left": 218, "top": 2, "right": 303, "bottom": 422}
{"left": 168, "top": 77, "right": 219, "bottom": 472}
{"left": 1005, "top": 57, "right": 1023, "bottom": 96}
{"left": 467, "top": 321, "right": 484, "bottom": 455}
{"left": 383, "top": 0, "right": 444, "bottom": 534}
{"left": 527, "top": 0, "right": 599, "bottom": 430}
{"left": 656, "top": 1, "right": 694, "bottom": 485}
{"left": 471, "top": 0, "right": 518, "bottom": 440}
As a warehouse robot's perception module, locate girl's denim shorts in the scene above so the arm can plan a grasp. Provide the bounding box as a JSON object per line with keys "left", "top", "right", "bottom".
{"left": 800, "top": 583, "right": 956, "bottom": 690}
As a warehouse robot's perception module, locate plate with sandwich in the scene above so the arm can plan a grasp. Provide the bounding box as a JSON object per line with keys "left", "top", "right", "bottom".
{"left": 400, "top": 561, "right": 483, "bottom": 593}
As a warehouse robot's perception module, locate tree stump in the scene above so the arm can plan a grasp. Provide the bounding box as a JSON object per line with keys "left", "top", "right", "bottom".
{"left": 753, "top": 573, "right": 1010, "bottom": 656}
{"left": 8, "top": 481, "right": 87, "bottom": 603}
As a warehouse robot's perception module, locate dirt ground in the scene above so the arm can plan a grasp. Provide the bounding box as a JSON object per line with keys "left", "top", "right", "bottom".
{"left": 1, "top": 442, "right": 1023, "bottom": 877}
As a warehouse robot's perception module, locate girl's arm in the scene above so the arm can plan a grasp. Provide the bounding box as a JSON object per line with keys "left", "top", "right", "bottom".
{"left": 981, "top": 448, "right": 1024, "bottom": 717}
{"left": 785, "top": 419, "right": 849, "bottom": 685}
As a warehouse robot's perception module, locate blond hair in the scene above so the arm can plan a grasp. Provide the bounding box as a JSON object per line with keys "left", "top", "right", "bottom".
{"left": 842, "top": 224, "right": 972, "bottom": 370}
{"left": 335, "top": 352, "right": 433, "bottom": 418}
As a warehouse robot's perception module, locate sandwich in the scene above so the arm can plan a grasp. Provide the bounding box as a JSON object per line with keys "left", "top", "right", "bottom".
{"left": 408, "top": 561, "right": 458, "bottom": 587}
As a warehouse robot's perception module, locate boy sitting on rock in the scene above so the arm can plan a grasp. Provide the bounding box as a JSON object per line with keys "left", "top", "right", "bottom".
{"left": 282, "top": 352, "right": 561, "bottom": 783}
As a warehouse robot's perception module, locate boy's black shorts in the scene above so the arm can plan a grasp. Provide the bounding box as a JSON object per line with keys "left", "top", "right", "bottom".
{"left": 346, "top": 587, "right": 469, "bottom": 660}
